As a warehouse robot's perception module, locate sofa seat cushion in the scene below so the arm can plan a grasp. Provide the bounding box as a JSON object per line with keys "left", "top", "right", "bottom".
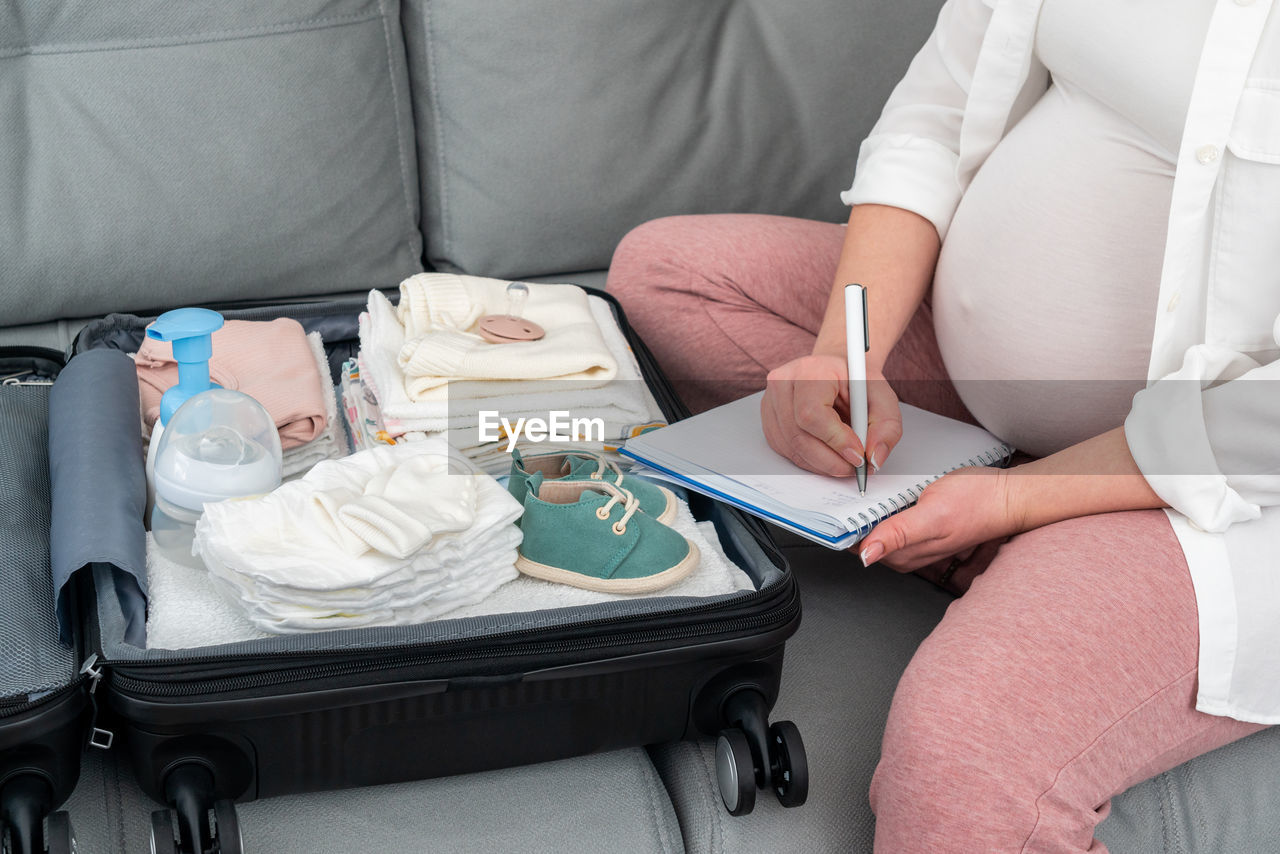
{"left": 651, "top": 537, "right": 1280, "bottom": 853}
{"left": 66, "top": 746, "right": 685, "bottom": 853}
{"left": 0, "top": 0, "right": 423, "bottom": 327}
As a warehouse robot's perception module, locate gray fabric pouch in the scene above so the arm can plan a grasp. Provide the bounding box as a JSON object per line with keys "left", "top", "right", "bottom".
{"left": 48, "top": 349, "right": 148, "bottom": 647}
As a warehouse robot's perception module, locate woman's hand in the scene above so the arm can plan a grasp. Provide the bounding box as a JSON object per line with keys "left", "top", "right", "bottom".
{"left": 856, "top": 427, "right": 1169, "bottom": 573}
{"left": 856, "top": 466, "right": 1024, "bottom": 571}
{"left": 761, "top": 354, "right": 904, "bottom": 476}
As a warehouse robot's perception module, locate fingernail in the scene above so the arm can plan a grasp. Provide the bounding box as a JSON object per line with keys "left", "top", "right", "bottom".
{"left": 841, "top": 447, "right": 864, "bottom": 466}
{"left": 860, "top": 541, "right": 884, "bottom": 567}
{"left": 870, "top": 443, "right": 889, "bottom": 471}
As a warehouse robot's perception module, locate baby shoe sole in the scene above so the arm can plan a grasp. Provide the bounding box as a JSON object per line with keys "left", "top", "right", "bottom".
{"left": 515, "top": 540, "right": 700, "bottom": 594}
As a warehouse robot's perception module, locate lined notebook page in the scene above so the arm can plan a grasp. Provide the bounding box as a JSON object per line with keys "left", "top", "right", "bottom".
{"left": 623, "top": 391, "right": 1012, "bottom": 544}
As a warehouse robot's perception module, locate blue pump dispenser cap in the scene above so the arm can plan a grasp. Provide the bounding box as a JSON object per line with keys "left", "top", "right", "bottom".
{"left": 146, "top": 307, "right": 225, "bottom": 426}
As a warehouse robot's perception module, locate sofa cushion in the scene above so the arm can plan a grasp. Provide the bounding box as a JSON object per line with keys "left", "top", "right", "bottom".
{"left": 66, "top": 747, "right": 685, "bottom": 853}
{"left": 0, "top": 0, "right": 423, "bottom": 327}
{"left": 652, "top": 538, "right": 1280, "bottom": 853}
{"left": 401, "top": 0, "right": 944, "bottom": 279}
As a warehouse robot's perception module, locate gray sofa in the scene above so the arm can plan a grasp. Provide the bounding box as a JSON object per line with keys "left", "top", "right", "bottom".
{"left": 4, "top": 0, "right": 1278, "bottom": 851}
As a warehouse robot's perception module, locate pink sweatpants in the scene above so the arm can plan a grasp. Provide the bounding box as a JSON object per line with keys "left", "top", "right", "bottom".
{"left": 607, "top": 214, "right": 1266, "bottom": 853}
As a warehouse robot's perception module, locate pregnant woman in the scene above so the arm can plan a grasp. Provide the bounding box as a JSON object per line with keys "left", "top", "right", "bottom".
{"left": 608, "top": 0, "right": 1280, "bottom": 850}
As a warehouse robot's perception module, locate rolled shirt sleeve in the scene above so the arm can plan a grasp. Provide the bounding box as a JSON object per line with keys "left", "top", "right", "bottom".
{"left": 840, "top": 0, "right": 995, "bottom": 240}
{"left": 1126, "top": 338, "right": 1280, "bottom": 532}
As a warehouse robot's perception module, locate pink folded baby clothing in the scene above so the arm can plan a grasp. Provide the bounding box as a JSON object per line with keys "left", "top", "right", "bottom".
{"left": 134, "top": 318, "right": 328, "bottom": 450}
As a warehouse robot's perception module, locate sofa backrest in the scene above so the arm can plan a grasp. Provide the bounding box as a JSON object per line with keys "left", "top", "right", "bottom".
{"left": 0, "top": 0, "right": 422, "bottom": 328}
{"left": 0, "top": 0, "right": 945, "bottom": 329}
{"left": 401, "top": 0, "right": 946, "bottom": 279}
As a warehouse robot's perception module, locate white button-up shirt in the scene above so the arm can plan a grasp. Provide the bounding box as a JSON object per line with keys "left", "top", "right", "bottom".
{"left": 844, "top": 0, "right": 1280, "bottom": 723}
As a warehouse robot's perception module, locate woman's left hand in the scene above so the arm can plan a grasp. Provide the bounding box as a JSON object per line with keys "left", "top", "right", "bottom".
{"left": 856, "top": 466, "right": 1025, "bottom": 572}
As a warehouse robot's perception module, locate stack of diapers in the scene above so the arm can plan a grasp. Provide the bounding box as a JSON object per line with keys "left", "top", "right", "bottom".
{"left": 191, "top": 438, "right": 523, "bottom": 633}
{"left": 352, "top": 274, "right": 666, "bottom": 473}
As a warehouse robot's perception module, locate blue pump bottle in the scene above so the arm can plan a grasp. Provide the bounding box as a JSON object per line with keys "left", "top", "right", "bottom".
{"left": 143, "top": 308, "right": 225, "bottom": 519}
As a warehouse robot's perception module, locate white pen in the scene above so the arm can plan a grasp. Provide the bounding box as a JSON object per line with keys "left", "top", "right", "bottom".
{"left": 844, "top": 284, "right": 870, "bottom": 497}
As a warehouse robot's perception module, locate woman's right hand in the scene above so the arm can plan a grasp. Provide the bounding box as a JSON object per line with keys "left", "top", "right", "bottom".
{"left": 761, "top": 354, "right": 904, "bottom": 477}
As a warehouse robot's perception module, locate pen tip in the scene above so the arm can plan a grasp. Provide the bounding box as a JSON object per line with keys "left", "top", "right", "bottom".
{"left": 859, "top": 488, "right": 866, "bottom": 498}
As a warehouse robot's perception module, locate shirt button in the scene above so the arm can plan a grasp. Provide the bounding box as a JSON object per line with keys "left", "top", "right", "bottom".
{"left": 1166, "top": 291, "right": 1181, "bottom": 313}
{"left": 1195, "top": 144, "right": 1220, "bottom": 164}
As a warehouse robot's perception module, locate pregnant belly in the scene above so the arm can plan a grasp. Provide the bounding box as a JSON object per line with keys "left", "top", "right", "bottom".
{"left": 932, "top": 84, "right": 1173, "bottom": 457}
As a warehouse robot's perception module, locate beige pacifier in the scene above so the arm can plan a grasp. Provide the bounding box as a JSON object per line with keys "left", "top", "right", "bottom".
{"left": 478, "top": 282, "right": 546, "bottom": 343}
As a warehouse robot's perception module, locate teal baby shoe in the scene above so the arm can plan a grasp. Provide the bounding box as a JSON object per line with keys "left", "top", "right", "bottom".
{"left": 517, "top": 477, "right": 699, "bottom": 593}
{"left": 508, "top": 448, "right": 676, "bottom": 524}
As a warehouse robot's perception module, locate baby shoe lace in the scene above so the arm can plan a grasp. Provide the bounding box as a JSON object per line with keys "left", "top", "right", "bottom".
{"left": 596, "top": 480, "right": 640, "bottom": 532}
{"left": 587, "top": 454, "right": 627, "bottom": 490}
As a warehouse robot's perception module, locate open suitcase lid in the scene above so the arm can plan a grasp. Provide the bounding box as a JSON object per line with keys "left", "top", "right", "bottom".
{"left": 0, "top": 349, "right": 88, "bottom": 854}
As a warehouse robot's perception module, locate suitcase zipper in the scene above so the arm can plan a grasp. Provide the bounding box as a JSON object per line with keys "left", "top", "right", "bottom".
{"left": 0, "top": 679, "right": 86, "bottom": 721}
{"left": 107, "top": 585, "right": 799, "bottom": 699}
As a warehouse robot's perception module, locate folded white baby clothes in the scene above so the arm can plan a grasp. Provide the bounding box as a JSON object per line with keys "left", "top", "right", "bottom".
{"left": 360, "top": 295, "right": 663, "bottom": 437}
{"left": 281, "top": 332, "right": 347, "bottom": 478}
{"left": 192, "top": 439, "right": 524, "bottom": 633}
{"left": 386, "top": 273, "right": 618, "bottom": 399}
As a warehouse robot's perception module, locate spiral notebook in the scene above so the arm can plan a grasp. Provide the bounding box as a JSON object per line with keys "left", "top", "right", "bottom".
{"left": 620, "top": 391, "right": 1013, "bottom": 550}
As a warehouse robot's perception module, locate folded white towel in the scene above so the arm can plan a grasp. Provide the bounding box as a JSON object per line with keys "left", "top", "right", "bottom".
{"left": 145, "top": 533, "right": 264, "bottom": 649}
{"left": 380, "top": 274, "right": 617, "bottom": 399}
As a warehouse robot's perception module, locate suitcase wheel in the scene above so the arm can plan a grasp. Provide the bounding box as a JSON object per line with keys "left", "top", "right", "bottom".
{"left": 44, "top": 812, "right": 75, "bottom": 854}
{"left": 715, "top": 728, "right": 757, "bottom": 816}
{"left": 154, "top": 765, "right": 243, "bottom": 854}
{"left": 150, "top": 810, "right": 177, "bottom": 854}
{"left": 0, "top": 774, "right": 59, "bottom": 854}
{"left": 768, "top": 720, "right": 809, "bottom": 808}
{"left": 716, "top": 689, "right": 810, "bottom": 815}
{"left": 212, "top": 801, "right": 243, "bottom": 854}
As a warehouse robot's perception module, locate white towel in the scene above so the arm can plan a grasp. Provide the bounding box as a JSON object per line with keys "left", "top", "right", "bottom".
{"left": 146, "top": 493, "right": 756, "bottom": 648}
{"left": 361, "top": 295, "right": 663, "bottom": 438}
{"left": 145, "top": 533, "right": 264, "bottom": 649}
{"left": 447, "top": 498, "right": 755, "bottom": 618}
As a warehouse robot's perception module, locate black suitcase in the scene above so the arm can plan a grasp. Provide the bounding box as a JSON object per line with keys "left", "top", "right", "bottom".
{"left": 4, "top": 290, "right": 805, "bottom": 854}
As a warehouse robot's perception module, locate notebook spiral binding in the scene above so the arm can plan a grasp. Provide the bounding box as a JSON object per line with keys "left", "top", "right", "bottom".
{"left": 844, "top": 444, "right": 1013, "bottom": 533}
